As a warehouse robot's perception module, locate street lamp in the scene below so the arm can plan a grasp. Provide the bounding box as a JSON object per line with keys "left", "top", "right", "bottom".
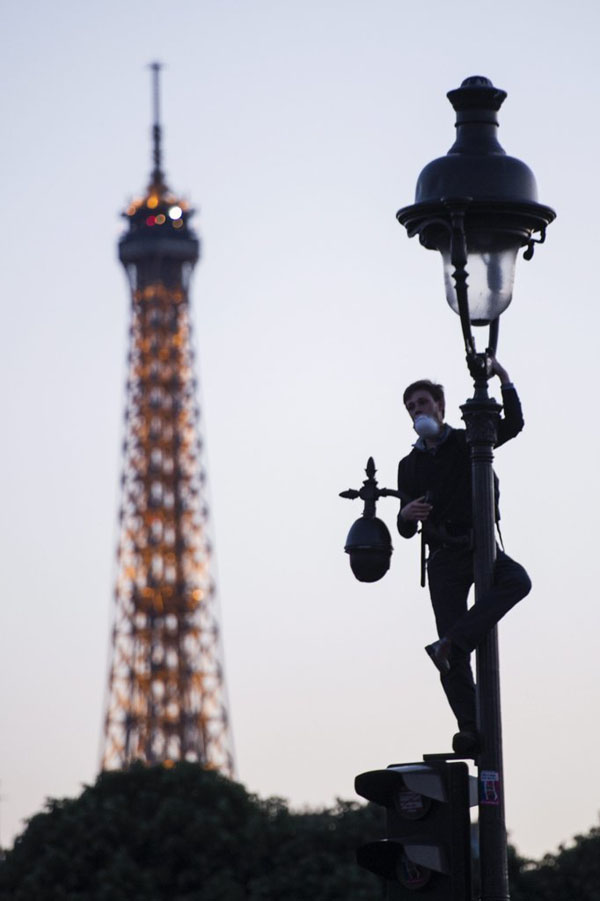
{"left": 397, "top": 76, "right": 555, "bottom": 901}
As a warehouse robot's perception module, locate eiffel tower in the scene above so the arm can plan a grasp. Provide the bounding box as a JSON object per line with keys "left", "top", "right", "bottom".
{"left": 101, "top": 64, "right": 234, "bottom": 775}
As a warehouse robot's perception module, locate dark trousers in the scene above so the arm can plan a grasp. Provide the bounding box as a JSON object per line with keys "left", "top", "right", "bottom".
{"left": 426, "top": 546, "right": 531, "bottom": 732}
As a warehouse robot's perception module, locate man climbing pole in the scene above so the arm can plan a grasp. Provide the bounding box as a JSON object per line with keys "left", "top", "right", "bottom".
{"left": 397, "top": 358, "right": 531, "bottom": 755}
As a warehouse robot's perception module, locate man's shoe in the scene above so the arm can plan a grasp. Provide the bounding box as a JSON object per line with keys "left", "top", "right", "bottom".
{"left": 424, "top": 638, "right": 451, "bottom": 675}
{"left": 452, "top": 730, "right": 480, "bottom": 758}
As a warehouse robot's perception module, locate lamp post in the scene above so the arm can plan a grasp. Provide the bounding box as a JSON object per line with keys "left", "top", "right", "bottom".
{"left": 397, "top": 77, "right": 555, "bottom": 901}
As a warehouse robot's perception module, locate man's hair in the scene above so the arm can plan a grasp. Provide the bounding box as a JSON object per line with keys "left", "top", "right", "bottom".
{"left": 403, "top": 380, "right": 445, "bottom": 415}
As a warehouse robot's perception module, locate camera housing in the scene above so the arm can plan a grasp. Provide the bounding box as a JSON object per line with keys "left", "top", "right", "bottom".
{"left": 344, "top": 516, "right": 393, "bottom": 583}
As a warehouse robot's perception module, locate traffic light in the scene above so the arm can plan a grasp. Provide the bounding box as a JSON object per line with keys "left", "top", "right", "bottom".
{"left": 355, "top": 761, "right": 475, "bottom": 898}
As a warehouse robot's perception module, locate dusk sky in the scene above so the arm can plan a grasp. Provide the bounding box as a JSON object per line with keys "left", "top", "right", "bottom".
{"left": 2, "top": 0, "right": 599, "bottom": 860}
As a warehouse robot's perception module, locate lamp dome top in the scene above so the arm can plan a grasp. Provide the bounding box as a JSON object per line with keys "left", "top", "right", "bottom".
{"left": 447, "top": 75, "right": 507, "bottom": 117}
{"left": 461, "top": 75, "right": 493, "bottom": 87}
{"left": 403, "top": 75, "right": 541, "bottom": 206}
{"left": 447, "top": 75, "right": 507, "bottom": 109}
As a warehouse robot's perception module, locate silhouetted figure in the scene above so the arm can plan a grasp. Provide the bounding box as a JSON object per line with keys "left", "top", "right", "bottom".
{"left": 397, "top": 358, "right": 531, "bottom": 755}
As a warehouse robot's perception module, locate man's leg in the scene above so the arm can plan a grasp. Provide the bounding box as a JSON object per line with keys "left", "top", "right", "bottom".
{"left": 445, "top": 550, "right": 531, "bottom": 653}
{"left": 427, "top": 548, "right": 477, "bottom": 732}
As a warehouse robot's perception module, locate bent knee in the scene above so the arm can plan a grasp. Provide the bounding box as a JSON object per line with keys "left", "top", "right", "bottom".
{"left": 497, "top": 555, "right": 531, "bottom": 601}
{"left": 511, "top": 567, "right": 532, "bottom": 601}
{"left": 519, "top": 572, "right": 532, "bottom": 600}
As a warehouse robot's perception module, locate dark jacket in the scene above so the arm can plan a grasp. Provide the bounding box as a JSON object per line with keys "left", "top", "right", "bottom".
{"left": 397, "top": 385, "right": 524, "bottom": 547}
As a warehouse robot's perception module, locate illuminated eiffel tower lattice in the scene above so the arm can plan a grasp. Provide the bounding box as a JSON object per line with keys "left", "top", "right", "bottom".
{"left": 101, "top": 64, "right": 234, "bottom": 775}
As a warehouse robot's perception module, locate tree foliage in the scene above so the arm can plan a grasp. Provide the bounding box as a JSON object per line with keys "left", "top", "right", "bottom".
{"left": 2, "top": 763, "right": 599, "bottom": 900}
{"left": 509, "top": 826, "right": 600, "bottom": 901}
{"left": 0, "top": 763, "right": 383, "bottom": 901}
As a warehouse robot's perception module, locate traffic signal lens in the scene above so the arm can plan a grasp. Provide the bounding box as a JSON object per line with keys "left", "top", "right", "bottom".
{"left": 397, "top": 853, "right": 431, "bottom": 889}
{"left": 394, "top": 788, "right": 432, "bottom": 820}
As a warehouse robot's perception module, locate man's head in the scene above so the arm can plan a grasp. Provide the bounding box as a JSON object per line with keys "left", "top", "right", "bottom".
{"left": 403, "top": 380, "right": 445, "bottom": 426}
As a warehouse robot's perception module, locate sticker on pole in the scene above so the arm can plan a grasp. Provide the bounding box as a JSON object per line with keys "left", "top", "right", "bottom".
{"left": 480, "top": 770, "right": 500, "bottom": 806}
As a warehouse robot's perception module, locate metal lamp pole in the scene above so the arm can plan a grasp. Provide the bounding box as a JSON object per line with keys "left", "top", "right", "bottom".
{"left": 462, "top": 358, "right": 507, "bottom": 900}
{"left": 397, "top": 77, "right": 555, "bottom": 900}
{"left": 452, "top": 204, "right": 510, "bottom": 900}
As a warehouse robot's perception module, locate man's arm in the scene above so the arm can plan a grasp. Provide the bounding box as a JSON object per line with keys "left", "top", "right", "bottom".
{"left": 397, "top": 459, "right": 432, "bottom": 538}
{"left": 491, "top": 356, "right": 524, "bottom": 447}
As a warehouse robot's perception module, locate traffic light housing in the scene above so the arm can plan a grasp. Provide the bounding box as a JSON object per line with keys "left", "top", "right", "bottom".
{"left": 355, "top": 761, "right": 475, "bottom": 898}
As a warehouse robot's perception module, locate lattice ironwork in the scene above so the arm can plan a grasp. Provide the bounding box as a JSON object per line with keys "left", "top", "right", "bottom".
{"left": 101, "top": 65, "right": 234, "bottom": 775}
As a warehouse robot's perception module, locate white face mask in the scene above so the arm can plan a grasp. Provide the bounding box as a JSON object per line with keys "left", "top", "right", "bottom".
{"left": 414, "top": 414, "right": 441, "bottom": 439}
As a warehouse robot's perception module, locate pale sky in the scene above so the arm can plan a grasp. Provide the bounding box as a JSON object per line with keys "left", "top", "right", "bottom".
{"left": 2, "top": 0, "right": 599, "bottom": 860}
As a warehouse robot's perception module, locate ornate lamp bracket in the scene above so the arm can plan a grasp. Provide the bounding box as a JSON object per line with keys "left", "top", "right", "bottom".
{"left": 339, "top": 457, "right": 401, "bottom": 517}
{"left": 443, "top": 199, "right": 501, "bottom": 387}
{"left": 443, "top": 198, "right": 477, "bottom": 360}
{"left": 404, "top": 198, "right": 504, "bottom": 387}
{"left": 523, "top": 225, "right": 547, "bottom": 261}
